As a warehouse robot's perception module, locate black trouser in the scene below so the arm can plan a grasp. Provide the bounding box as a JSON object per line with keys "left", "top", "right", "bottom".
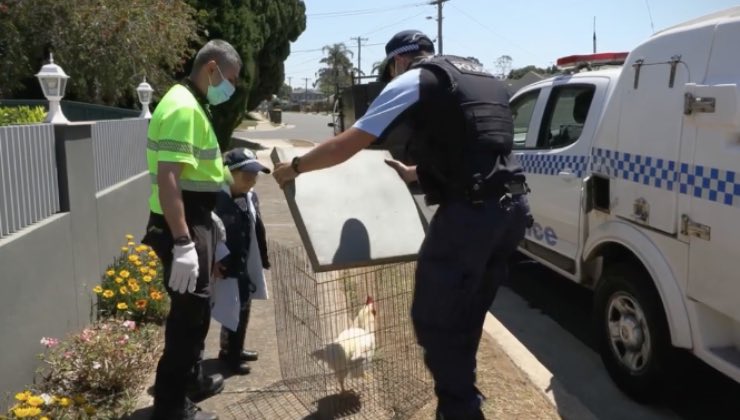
{"left": 219, "top": 297, "right": 252, "bottom": 360}
{"left": 142, "top": 212, "right": 216, "bottom": 414}
{"left": 411, "top": 195, "right": 530, "bottom": 419}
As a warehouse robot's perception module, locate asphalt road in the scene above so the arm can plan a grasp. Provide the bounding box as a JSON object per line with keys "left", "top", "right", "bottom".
{"left": 251, "top": 112, "right": 740, "bottom": 420}
{"left": 247, "top": 112, "right": 335, "bottom": 143}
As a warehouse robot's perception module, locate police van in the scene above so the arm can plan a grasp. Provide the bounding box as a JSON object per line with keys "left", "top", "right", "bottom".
{"left": 510, "top": 6, "right": 740, "bottom": 400}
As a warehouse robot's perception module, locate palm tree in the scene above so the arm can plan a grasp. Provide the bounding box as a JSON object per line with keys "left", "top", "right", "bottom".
{"left": 316, "top": 43, "right": 354, "bottom": 96}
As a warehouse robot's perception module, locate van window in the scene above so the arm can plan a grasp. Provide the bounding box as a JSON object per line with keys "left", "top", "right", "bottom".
{"left": 510, "top": 89, "right": 540, "bottom": 149}
{"left": 537, "top": 85, "right": 595, "bottom": 149}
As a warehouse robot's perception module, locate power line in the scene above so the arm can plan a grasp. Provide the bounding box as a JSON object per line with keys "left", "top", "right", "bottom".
{"left": 362, "top": 11, "right": 428, "bottom": 36}
{"left": 308, "top": 2, "right": 426, "bottom": 18}
{"left": 449, "top": 3, "right": 544, "bottom": 62}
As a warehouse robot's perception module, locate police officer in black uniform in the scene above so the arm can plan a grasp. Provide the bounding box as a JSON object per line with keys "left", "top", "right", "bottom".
{"left": 273, "top": 30, "right": 532, "bottom": 420}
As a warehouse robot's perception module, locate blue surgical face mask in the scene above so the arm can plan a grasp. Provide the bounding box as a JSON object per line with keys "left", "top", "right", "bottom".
{"left": 207, "top": 65, "right": 235, "bottom": 105}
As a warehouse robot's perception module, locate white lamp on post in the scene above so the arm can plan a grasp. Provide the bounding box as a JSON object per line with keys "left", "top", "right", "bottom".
{"left": 136, "top": 77, "right": 154, "bottom": 119}
{"left": 35, "top": 53, "right": 69, "bottom": 124}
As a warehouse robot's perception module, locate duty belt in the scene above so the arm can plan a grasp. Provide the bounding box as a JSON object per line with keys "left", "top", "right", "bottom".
{"left": 466, "top": 179, "right": 530, "bottom": 205}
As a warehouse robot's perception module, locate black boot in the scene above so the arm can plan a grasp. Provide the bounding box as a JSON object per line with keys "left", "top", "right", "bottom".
{"left": 186, "top": 372, "right": 225, "bottom": 402}
{"left": 218, "top": 349, "right": 259, "bottom": 362}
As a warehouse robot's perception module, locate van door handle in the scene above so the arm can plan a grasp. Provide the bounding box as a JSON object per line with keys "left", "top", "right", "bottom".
{"left": 558, "top": 170, "right": 576, "bottom": 181}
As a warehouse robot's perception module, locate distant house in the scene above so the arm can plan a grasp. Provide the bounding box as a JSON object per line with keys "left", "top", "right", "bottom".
{"left": 290, "top": 88, "right": 327, "bottom": 104}
{"left": 505, "top": 71, "right": 546, "bottom": 95}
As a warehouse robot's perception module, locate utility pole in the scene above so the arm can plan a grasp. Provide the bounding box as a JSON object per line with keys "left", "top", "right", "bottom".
{"left": 350, "top": 36, "right": 369, "bottom": 78}
{"left": 288, "top": 77, "right": 292, "bottom": 89}
{"left": 302, "top": 77, "right": 310, "bottom": 107}
{"left": 429, "top": 0, "right": 449, "bottom": 54}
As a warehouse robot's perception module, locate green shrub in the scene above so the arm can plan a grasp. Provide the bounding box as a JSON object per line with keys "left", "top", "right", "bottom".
{"left": 0, "top": 106, "right": 47, "bottom": 126}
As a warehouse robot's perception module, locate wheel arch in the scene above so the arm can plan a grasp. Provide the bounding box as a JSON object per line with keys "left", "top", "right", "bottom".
{"left": 583, "top": 221, "right": 692, "bottom": 349}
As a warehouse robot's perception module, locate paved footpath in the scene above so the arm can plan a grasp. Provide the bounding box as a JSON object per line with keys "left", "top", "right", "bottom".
{"left": 127, "top": 138, "right": 561, "bottom": 420}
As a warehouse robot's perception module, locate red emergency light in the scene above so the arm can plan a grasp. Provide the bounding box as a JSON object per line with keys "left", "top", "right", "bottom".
{"left": 556, "top": 52, "right": 629, "bottom": 70}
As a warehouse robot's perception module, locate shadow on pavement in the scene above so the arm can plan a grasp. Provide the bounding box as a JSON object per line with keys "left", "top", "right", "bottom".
{"left": 494, "top": 257, "right": 740, "bottom": 420}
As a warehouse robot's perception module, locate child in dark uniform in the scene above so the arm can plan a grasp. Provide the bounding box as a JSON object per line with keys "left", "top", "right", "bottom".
{"left": 213, "top": 148, "right": 271, "bottom": 374}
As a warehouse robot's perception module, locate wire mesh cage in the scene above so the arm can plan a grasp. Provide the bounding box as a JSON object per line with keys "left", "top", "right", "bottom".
{"left": 230, "top": 241, "right": 433, "bottom": 419}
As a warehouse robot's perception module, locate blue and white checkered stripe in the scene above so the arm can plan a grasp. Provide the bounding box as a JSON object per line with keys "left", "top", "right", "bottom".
{"left": 678, "top": 163, "right": 739, "bottom": 206}
{"left": 591, "top": 147, "right": 740, "bottom": 208}
{"left": 516, "top": 154, "right": 590, "bottom": 178}
{"left": 591, "top": 148, "right": 677, "bottom": 191}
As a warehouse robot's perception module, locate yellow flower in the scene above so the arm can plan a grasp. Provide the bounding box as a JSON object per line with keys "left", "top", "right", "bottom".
{"left": 121, "top": 246, "right": 129, "bottom": 252}
{"left": 93, "top": 285, "right": 103, "bottom": 294}
{"left": 150, "top": 291, "right": 163, "bottom": 301}
{"left": 135, "top": 299, "right": 147, "bottom": 310}
{"left": 13, "top": 406, "right": 41, "bottom": 417}
{"left": 127, "top": 241, "right": 135, "bottom": 246}
{"left": 119, "top": 270, "right": 130, "bottom": 279}
{"left": 127, "top": 278, "right": 139, "bottom": 287}
{"left": 15, "top": 391, "right": 30, "bottom": 401}
{"left": 128, "top": 254, "right": 139, "bottom": 262}
{"left": 105, "top": 269, "right": 115, "bottom": 277}
{"left": 134, "top": 260, "right": 143, "bottom": 266}
{"left": 125, "top": 234, "right": 134, "bottom": 241}
{"left": 85, "top": 405, "right": 96, "bottom": 415}
{"left": 102, "top": 290, "right": 115, "bottom": 299}
{"left": 148, "top": 251, "right": 158, "bottom": 259}
{"left": 130, "top": 284, "right": 141, "bottom": 293}
{"left": 135, "top": 245, "right": 147, "bottom": 253}
{"left": 119, "top": 286, "right": 128, "bottom": 295}
{"left": 115, "top": 277, "right": 124, "bottom": 284}
{"left": 41, "top": 417, "right": 50, "bottom": 420}
{"left": 26, "top": 395, "right": 44, "bottom": 407}
{"left": 139, "top": 267, "right": 149, "bottom": 275}
{"left": 143, "top": 275, "right": 153, "bottom": 283}
{"left": 148, "top": 261, "right": 158, "bottom": 267}
{"left": 117, "top": 302, "right": 128, "bottom": 310}
{"left": 59, "top": 397, "right": 71, "bottom": 407}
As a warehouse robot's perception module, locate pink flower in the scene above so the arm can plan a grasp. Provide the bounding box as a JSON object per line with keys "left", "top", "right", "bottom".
{"left": 117, "top": 334, "right": 129, "bottom": 345}
{"left": 122, "top": 320, "right": 136, "bottom": 330}
{"left": 40, "top": 337, "right": 59, "bottom": 348}
{"left": 80, "top": 329, "right": 94, "bottom": 342}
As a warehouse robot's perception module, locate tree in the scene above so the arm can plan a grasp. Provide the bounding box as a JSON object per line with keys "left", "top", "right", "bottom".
{"left": 0, "top": 0, "right": 199, "bottom": 105}
{"left": 315, "top": 43, "right": 354, "bottom": 97}
{"left": 185, "top": 0, "right": 306, "bottom": 147}
{"left": 185, "top": 0, "right": 306, "bottom": 110}
{"left": 466, "top": 56, "right": 483, "bottom": 66}
{"left": 507, "top": 65, "right": 559, "bottom": 80}
{"left": 495, "top": 55, "right": 513, "bottom": 79}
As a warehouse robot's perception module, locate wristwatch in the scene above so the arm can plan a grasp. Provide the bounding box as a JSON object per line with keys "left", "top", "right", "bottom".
{"left": 291, "top": 156, "right": 301, "bottom": 174}
{"left": 173, "top": 235, "right": 192, "bottom": 246}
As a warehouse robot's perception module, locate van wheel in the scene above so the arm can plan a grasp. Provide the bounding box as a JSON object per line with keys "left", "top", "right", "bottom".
{"left": 593, "top": 264, "right": 673, "bottom": 403}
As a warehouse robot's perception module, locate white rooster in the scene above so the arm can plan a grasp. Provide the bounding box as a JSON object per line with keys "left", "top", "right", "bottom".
{"left": 312, "top": 296, "right": 377, "bottom": 393}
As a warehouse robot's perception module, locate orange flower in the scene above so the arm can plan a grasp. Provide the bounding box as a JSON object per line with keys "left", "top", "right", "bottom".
{"left": 135, "top": 299, "right": 147, "bottom": 310}
{"left": 150, "top": 291, "right": 163, "bottom": 301}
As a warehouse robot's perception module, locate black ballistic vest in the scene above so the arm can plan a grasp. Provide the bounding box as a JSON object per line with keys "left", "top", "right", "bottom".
{"left": 407, "top": 55, "right": 523, "bottom": 205}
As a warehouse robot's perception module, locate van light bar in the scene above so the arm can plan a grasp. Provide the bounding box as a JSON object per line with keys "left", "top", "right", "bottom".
{"left": 556, "top": 52, "right": 629, "bottom": 70}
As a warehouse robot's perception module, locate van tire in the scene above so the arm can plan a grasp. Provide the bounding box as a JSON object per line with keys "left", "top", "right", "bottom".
{"left": 593, "top": 264, "right": 674, "bottom": 403}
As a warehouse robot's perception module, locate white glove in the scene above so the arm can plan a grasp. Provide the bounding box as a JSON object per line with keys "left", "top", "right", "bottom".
{"left": 170, "top": 243, "right": 199, "bottom": 294}
{"left": 212, "top": 212, "right": 226, "bottom": 243}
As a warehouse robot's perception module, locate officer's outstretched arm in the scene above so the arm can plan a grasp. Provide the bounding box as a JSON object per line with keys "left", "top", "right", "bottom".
{"left": 273, "top": 128, "right": 376, "bottom": 187}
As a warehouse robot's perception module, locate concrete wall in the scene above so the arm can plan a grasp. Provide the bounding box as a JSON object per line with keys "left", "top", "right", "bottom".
{"left": 0, "top": 123, "right": 151, "bottom": 399}
{"left": 96, "top": 173, "right": 150, "bottom": 271}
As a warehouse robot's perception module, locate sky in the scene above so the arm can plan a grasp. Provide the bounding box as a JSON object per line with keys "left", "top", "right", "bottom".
{"left": 284, "top": 0, "right": 739, "bottom": 89}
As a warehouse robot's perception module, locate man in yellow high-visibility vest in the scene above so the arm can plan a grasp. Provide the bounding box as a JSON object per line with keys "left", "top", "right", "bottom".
{"left": 142, "top": 39, "right": 241, "bottom": 420}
